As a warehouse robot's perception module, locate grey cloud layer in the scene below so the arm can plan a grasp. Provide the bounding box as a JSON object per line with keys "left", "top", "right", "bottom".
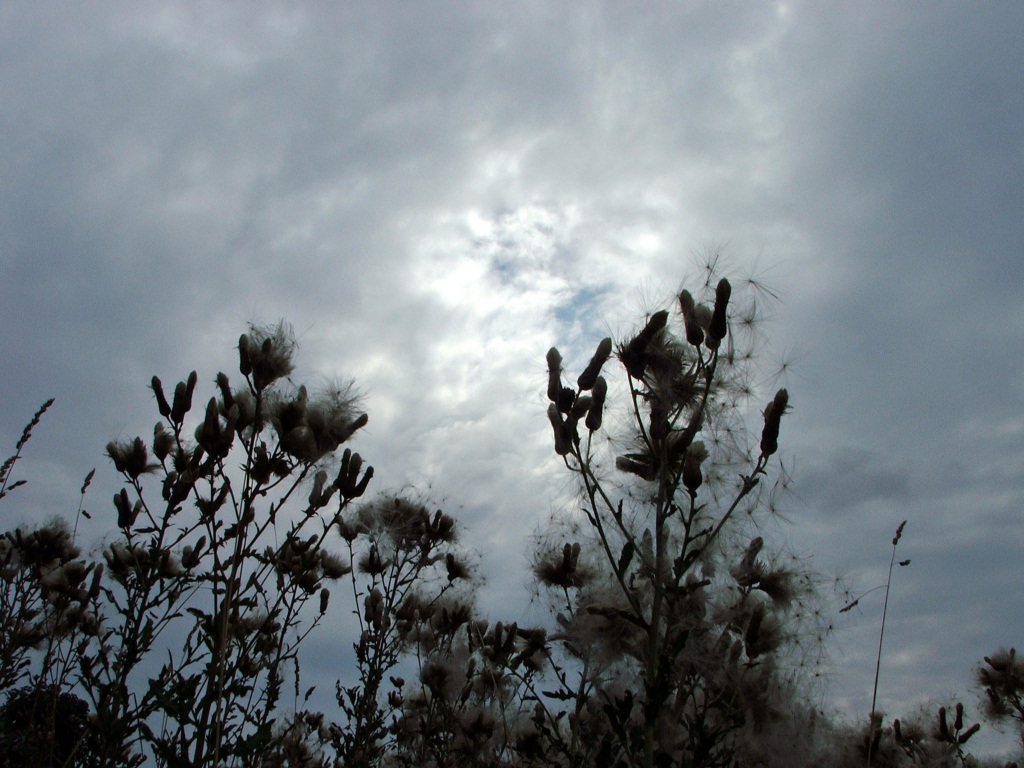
{"left": 1, "top": 1, "right": 1022, "bottom": 747}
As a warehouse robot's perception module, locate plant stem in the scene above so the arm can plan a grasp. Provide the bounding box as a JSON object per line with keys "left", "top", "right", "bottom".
{"left": 867, "top": 520, "right": 906, "bottom": 767}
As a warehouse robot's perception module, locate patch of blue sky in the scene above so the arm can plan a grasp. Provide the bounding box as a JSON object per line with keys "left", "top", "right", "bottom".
{"left": 554, "top": 286, "right": 607, "bottom": 329}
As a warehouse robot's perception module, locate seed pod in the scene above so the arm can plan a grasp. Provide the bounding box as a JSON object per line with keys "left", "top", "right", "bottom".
{"left": 585, "top": 376, "right": 607, "bottom": 431}
{"left": 707, "top": 278, "right": 731, "bottom": 345}
{"left": 678, "top": 291, "right": 704, "bottom": 347}
{"left": 546, "top": 347, "right": 562, "bottom": 402}
{"left": 577, "top": 337, "right": 612, "bottom": 390}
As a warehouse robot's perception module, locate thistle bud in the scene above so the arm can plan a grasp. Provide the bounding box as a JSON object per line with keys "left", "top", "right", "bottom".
{"left": 546, "top": 347, "right": 562, "bottom": 402}
{"left": 620, "top": 310, "right": 669, "bottom": 379}
{"left": 309, "top": 470, "right": 329, "bottom": 508}
{"left": 353, "top": 466, "right": 374, "bottom": 498}
{"left": 181, "top": 545, "right": 199, "bottom": 569}
{"left": 88, "top": 564, "right": 104, "bottom": 600}
{"left": 335, "top": 449, "right": 374, "bottom": 499}
{"left": 741, "top": 536, "right": 764, "bottom": 569}
{"left": 282, "top": 426, "right": 316, "bottom": 461}
{"left": 682, "top": 441, "right": 708, "bottom": 495}
{"left": 114, "top": 489, "right": 141, "bottom": 530}
{"left": 678, "top": 291, "right": 704, "bottom": 347}
{"left": 615, "top": 455, "right": 658, "bottom": 481}
{"left": 107, "top": 437, "right": 152, "bottom": 479}
{"left": 957, "top": 723, "right": 980, "bottom": 744}
{"left": 585, "top": 376, "right": 607, "bottom": 431}
{"left": 446, "top": 552, "right": 469, "bottom": 582}
{"left": 577, "top": 337, "right": 613, "bottom": 390}
{"left": 153, "top": 423, "right": 174, "bottom": 462}
{"left": 319, "top": 588, "right": 330, "bottom": 615}
{"left": 151, "top": 377, "right": 172, "bottom": 418}
{"left": 216, "top": 372, "right": 234, "bottom": 412}
{"left": 170, "top": 372, "right": 198, "bottom": 424}
{"left": 707, "top": 278, "right": 731, "bottom": 345}
{"left": 239, "top": 334, "right": 253, "bottom": 376}
{"left": 195, "top": 398, "right": 223, "bottom": 455}
{"left": 760, "top": 388, "right": 789, "bottom": 456}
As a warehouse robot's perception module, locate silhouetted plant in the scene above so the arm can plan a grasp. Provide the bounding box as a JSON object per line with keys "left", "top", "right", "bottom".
{"left": 325, "top": 494, "right": 475, "bottom": 767}
{"left": 838, "top": 520, "right": 912, "bottom": 765}
{"left": 0, "top": 683, "right": 101, "bottom": 768}
{"left": 460, "top": 267, "right": 829, "bottom": 768}
{"left": 4, "top": 284, "right": 1022, "bottom": 767}
{"left": 978, "top": 647, "right": 1024, "bottom": 755}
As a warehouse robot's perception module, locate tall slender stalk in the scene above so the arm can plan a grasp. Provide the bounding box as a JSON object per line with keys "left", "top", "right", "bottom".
{"left": 867, "top": 520, "right": 907, "bottom": 767}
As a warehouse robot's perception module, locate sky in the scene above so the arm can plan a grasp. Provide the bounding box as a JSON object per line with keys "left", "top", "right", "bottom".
{"left": 2, "top": 0, "right": 1023, "bottom": 754}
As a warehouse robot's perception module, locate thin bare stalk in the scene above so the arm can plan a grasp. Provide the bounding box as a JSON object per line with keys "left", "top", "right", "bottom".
{"left": 867, "top": 519, "right": 906, "bottom": 767}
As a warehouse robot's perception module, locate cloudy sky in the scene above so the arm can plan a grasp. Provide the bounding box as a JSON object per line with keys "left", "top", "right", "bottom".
{"left": 2, "top": 0, "right": 1023, "bottom": 752}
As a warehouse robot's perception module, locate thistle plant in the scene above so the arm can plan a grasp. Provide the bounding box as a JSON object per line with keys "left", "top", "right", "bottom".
{"left": 978, "top": 647, "right": 1024, "bottom": 754}
{"left": 68, "top": 322, "right": 376, "bottom": 767}
{"left": 326, "top": 495, "right": 475, "bottom": 767}
{"left": 504, "top": 269, "right": 818, "bottom": 768}
{"left": 0, "top": 402, "right": 106, "bottom": 767}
